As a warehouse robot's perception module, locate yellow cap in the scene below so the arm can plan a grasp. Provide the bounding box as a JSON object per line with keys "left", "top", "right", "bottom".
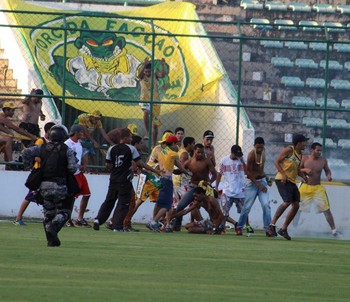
{"left": 2, "top": 101, "right": 17, "bottom": 109}
{"left": 89, "top": 110, "right": 102, "bottom": 117}
{"left": 127, "top": 123, "right": 138, "bottom": 135}
{"left": 158, "top": 132, "right": 173, "bottom": 144}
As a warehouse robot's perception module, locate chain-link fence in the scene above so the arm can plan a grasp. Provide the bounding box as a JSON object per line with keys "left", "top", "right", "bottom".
{"left": 0, "top": 7, "right": 349, "bottom": 179}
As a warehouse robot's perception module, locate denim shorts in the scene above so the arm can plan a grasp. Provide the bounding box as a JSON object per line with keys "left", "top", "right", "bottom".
{"left": 156, "top": 177, "right": 174, "bottom": 210}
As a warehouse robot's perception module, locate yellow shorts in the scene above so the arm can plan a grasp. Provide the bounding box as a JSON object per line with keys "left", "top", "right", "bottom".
{"left": 140, "top": 180, "right": 159, "bottom": 202}
{"left": 299, "top": 183, "right": 330, "bottom": 212}
{"left": 140, "top": 104, "right": 161, "bottom": 126}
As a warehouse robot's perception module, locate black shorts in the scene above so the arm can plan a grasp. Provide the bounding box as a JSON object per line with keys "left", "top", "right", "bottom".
{"left": 19, "top": 122, "right": 40, "bottom": 137}
{"left": 275, "top": 180, "right": 300, "bottom": 203}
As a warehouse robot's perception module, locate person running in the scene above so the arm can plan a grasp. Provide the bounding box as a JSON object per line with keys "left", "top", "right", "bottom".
{"left": 65, "top": 124, "right": 92, "bottom": 227}
{"left": 216, "top": 145, "right": 250, "bottom": 236}
{"left": 269, "top": 134, "right": 309, "bottom": 240}
{"left": 22, "top": 125, "right": 78, "bottom": 247}
{"left": 297, "top": 142, "right": 341, "bottom": 237}
{"left": 13, "top": 122, "right": 55, "bottom": 225}
{"left": 236, "top": 137, "right": 273, "bottom": 237}
{"left": 172, "top": 143, "right": 217, "bottom": 231}
{"left": 93, "top": 128, "right": 159, "bottom": 232}
{"left": 146, "top": 135, "right": 190, "bottom": 232}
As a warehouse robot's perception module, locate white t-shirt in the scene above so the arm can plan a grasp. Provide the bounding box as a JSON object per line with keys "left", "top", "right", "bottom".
{"left": 65, "top": 138, "right": 83, "bottom": 175}
{"left": 218, "top": 155, "right": 246, "bottom": 198}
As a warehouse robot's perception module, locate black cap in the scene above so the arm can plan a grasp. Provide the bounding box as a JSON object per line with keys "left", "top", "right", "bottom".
{"left": 34, "top": 89, "right": 44, "bottom": 96}
{"left": 203, "top": 130, "right": 214, "bottom": 138}
{"left": 231, "top": 145, "right": 243, "bottom": 157}
{"left": 292, "top": 134, "right": 309, "bottom": 145}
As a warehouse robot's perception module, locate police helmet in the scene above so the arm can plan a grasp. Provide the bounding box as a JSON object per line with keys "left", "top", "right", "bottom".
{"left": 49, "top": 125, "right": 68, "bottom": 142}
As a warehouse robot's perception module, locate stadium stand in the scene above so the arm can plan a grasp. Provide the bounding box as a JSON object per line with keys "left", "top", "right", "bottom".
{"left": 271, "top": 57, "right": 294, "bottom": 68}
{"left": 316, "top": 98, "right": 340, "bottom": 109}
{"left": 295, "top": 58, "right": 318, "bottom": 69}
{"left": 285, "top": 41, "right": 308, "bottom": 50}
{"left": 240, "top": 0, "right": 263, "bottom": 10}
{"left": 341, "top": 99, "right": 350, "bottom": 109}
{"left": 250, "top": 18, "right": 273, "bottom": 29}
{"left": 306, "top": 78, "right": 325, "bottom": 89}
{"left": 337, "top": 5, "right": 350, "bottom": 14}
{"left": 323, "top": 22, "right": 346, "bottom": 32}
{"left": 334, "top": 43, "right": 350, "bottom": 53}
{"left": 260, "top": 40, "right": 284, "bottom": 48}
{"left": 312, "top": 4, "right": 336, "bottom": 14}
{"left": 289, "top": 2, "right": 312, "bottom": 12}
{"left": 302, "top": 117, "right": 323, "bottom": 128}
{"left": 327, "top": 118, "right": 350, "bottom": 129}
{"left": 281, "top": 76, "right": 304, "bottom": 87}
{"left": 338, "top": 139, "right": 350, "bottom": 150}
{"left": 265, "top": 1, "right": 288, "bottom": 11}
{"left": 330, "top": 79, "right": 350, "bottom": 90}
{"left": 299, "top": 20, "right": 322, "bottom": 31}
{"left": 309, "top": 42, "right": 328, "bottom": 51}
{"left": 274, "top": 19, "right": 297, "bottom": 31}
{"left": 345, "top": 62, "right": 350, "bottom": 71}
{"left": 292, "top": 96, "right": 315, "bottom": 107}
{"left": 327, "top": 158, "right": 347, "bottom": 168}
{"left": 319, "top": 60, "right": 343, "bottom": 71}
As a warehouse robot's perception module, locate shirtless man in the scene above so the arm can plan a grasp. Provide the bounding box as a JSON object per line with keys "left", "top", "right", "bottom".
{"left": 0, "top": 101, "right": 37, "bottom": 163}
{"left": 236, "top": 137, "right": 272, "bottom": 236}
{"left": 19, "top": 89, "right": 46, "bottom": 147}
{"left": 172, "top": 187, "right": 225, "bottom": 234}
{"left": 146, "top": 135, "right": 190, "bottom": 232}
{"left": 172, "top": 143, "right": 217, "bottom": 231}
{"left": 202, "top": 130, "right": 216, "bottom": 167}
{"left": 297, "top": 142, "right": 340, "bottom": 237}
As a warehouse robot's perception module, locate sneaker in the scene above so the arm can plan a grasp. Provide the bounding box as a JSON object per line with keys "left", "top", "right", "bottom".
{"left": 146, "top": 222, "right": 160, "bottom": 232}
{"left": 75, "top": 219, "right": 91, "bottom": 228}
{"left": 246, "top": 225, "right": 254, "bottom": 234}
{"left": 173, "top": 226, "right": 181, "bottom": 232}
{"left": 162, "top": 226, "right": 173, "bottom": 233}
{"left": 268, "top": 224, "right": 278, "bottom": 237}
{"left": 123, "top": 226, "right": 140, "bottom": 232}
{"left": 13, "top": 219, "right": 26, "bottom": 226}
{"left": 65, "top": 219, "right": 75, "bottom": 228}
{"left": 235, "top": 228, "right": 243, "bottom": 236}
{"left": 234, "top": 222, "right": 242, "bottom": 235}
{"left": 265, "top": 231, "right": 274, "bottom": 237}
{"left": 106, "top": 221, "right": 113, "bottom": 230}
{"left": 93, "top": 219, "right": 100, "bottom": 231}
{"left": 332, "top": 230, "right": 342, "bottom": 237}
{"left": 113, "top": 229, "right": 125, "bottom": 232}
{"left": 278, "top": 228, "right": 291, "bottom": 240}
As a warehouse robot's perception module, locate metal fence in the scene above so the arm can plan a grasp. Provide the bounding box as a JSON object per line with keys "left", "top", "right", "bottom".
{"left": 0, "top": 8, "right": 350, "bottom": 180}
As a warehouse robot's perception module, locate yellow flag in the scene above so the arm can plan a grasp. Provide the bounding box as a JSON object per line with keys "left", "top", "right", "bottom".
{"left": 4, "top": 0, "right": 224, "bottom": 119}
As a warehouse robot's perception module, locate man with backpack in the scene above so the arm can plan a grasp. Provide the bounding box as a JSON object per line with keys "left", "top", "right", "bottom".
{"left": 22, "top": 125, "right": 78, "bottom": 247}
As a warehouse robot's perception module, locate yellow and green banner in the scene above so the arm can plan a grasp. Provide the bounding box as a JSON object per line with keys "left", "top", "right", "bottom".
{"left": 4, "top": 0, "right": 224, "bottom": 119}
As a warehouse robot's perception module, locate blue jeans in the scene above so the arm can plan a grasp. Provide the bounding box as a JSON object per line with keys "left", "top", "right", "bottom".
{"left": 173, "top": 186, "right": 196, "bottom": 229}
{"left": 237, "top": 179, "right": 271, "bottom": 230}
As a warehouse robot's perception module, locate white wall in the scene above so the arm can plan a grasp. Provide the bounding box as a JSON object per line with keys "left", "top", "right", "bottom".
{"left": 1, "top": 171, "right": 350, "bottom": 238}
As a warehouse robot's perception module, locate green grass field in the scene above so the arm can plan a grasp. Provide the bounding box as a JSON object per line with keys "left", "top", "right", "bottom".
{"left": 1, "top": 221, "right": 349, "bottom": 302}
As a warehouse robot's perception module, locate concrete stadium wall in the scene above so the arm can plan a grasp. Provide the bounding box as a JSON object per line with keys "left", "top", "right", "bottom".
{"left": 1, "top": 171, "right": 350, "bottom": 237}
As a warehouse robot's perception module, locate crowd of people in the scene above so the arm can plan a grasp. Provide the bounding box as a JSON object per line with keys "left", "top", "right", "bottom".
{"left": 1, "top": 89, "right": 342, "bottom": 247}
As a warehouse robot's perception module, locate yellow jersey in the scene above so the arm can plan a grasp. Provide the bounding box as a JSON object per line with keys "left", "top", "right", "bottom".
{"left": 275, "top": 146, "right": 301, "bottom": 183}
